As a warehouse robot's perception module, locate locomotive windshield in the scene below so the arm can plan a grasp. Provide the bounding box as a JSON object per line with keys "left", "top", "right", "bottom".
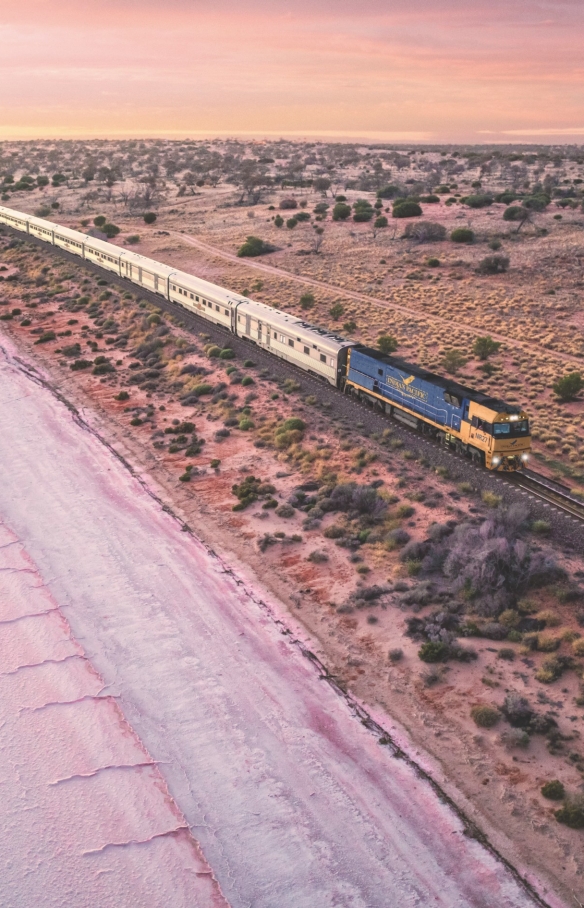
{"left": 493, "top": 420, "right": 529, "bottom": 437}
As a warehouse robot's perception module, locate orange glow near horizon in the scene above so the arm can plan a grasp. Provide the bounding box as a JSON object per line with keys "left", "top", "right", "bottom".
{"left": 1, "top": 0, "right": 583, "bottom": 143}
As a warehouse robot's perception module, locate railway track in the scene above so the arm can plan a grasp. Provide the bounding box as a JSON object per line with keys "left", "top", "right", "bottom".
{"left": 505, "top": 470, "right": 584, "bottom": 523}
{"left": 4, "top": 224, "right": 584, "bottom": 541}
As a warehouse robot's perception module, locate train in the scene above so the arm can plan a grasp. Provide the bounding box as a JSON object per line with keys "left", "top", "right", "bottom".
{"left": 0, "top": 204, "right": 531, "bottom": 471}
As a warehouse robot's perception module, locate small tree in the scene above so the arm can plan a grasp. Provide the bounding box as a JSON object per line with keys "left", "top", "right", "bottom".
{"left": 144, "top": 212, "right": 157, "bottom": 224}
{"left": 553, "top": 372, "right": 583, "bottom": 402}
{"left": 473, "top": 336, "right": 501, "bottom": 360}
{"left": 93, "top": 215, "right": 106, "bottom": 227}
{"left": 442, "top": 349, "right": 467, "bottom": 374}
{"left": 377, "top": 334, "right": 398, "bottom": 354}
{"left": 102, "top": 223, "right": 120, "bottom": 238}
{"left": 329, "top": 303, "right": 344, "bottom": 319}
{"left": 343, "top": 320, "right": 357, "bottom": 333}
{"left": 314, "top": 177, "right": 331, "bottom": 194}
{"left": 286, "top": 217, "right": 298, "bottom": 229}
{"left": 403, "top": 221, "right": 446, "bottom": 241}
{"left": 300, "top": 292, "right": 315, "bottom": 310}
{"left": 374, "top": 215, "right": 388, "bottom": 228}
{"left": 274, "top": 214, "right": 284, "bottom": 227}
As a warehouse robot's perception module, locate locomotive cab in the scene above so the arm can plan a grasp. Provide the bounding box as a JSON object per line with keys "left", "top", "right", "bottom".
{"left": 465, "top": 402, "right": 530, "bottom": 471}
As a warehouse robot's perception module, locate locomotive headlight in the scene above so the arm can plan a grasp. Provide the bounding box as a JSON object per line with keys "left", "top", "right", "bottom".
{"left": 492, "top": 455, "right": 501, "bottom": 466}
{"left": 521, "top": 453, "right": 529, "bottom": 462}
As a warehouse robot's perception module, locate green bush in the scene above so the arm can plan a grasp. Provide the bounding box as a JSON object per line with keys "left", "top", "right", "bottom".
{"left": 470, "top": 705, "right": 500, "bottom": 728}
{"left": 541, "top": 780, "right": 565, "bottom": 800}
{"left": 286, "top": 218, "right": 298, "bottom": 229}
{"left": 374, "top": 215, "right": 388, "bottom": 228}
{"left": 392, "top": 201, "right": 422, "bottom": 218}
{"left": 280, "top": 417, "right": 305, "bottom": 431}
{"left": 555, "top": 797, "right": 584, "bottom": 829}
{"left": 553, "top": 372, "right": 583, "bottom": 402}
{"left": 329, "top": 303, "right": 344, "bottom": 319}
{"left": 442, "top": 349, "right": 467, "bottom": 374}
{"left": 450, "top": 227, "right": 474, "bottom": 244}
{"left": 93, "top": 361, "right": 115, "bottom": 375}
{"left": 532, "top": 520, "right": 551, "bottom": 535}
{"left": 332, "top": 202, "right": 352, "bottom": 221}
{"left": 115, "top": 391, "right": 130, "bottom": 401}
{"left": 419, "top": 641, "right": 449, "bottom": 663}
{"left": 237, "top": 236, "right": 271, "bottom": 257}
{"left": 219, "top": 348, "right": 235, "bottom": 359}
{"left": 427, "top": 257, "right": 440, "bottom": 267}
{"left": 274, "top": 215, "right": 284, "bottom": 227}
{"left": 70, "top": 359, "right": 92, "bottom": 370}
{"left": 93, "top": 215, "right": 106, "bottom": 227}
{"left": 126, "top": 235, "right": 140, "bottom": 245}
{"left": 300, "top": 292, "right": 315, "bottom": 310}
{"left": 462, "top": 194, "right": 493, "bottom": 209}
{"left": 143, "top": 212, "right": 157, "bottom": 224}
{"left": 34, "top": 330, "right": 56, "bottom": 344}
{"left": 239, "top": 417, "right": 255, "bottom": 430}
{"left": 241, "top": 375, "right": 254, "bottom": 386}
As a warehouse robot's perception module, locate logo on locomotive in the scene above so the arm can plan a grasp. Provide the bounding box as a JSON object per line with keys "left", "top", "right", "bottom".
{"left": 385, "top": 374, "right": 428, "bottom": 402}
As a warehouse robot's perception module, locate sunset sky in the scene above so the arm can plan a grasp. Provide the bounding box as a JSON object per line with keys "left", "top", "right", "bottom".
{"left": 2, "top": 0, "right": 583, "bottom": 142}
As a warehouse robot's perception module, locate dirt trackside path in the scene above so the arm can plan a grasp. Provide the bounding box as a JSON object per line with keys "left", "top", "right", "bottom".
{"left": 175, "top": 230, "right": 584, "bottom": 369}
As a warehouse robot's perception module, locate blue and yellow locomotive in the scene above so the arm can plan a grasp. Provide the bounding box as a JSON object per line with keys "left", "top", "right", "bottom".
{"left": 344, "top": 347, "right": 530, "bottom": 471}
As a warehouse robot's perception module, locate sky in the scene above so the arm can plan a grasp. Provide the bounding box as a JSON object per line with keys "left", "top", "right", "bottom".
{"left": 1, "top": 0, "right": 583, "bottom": 143}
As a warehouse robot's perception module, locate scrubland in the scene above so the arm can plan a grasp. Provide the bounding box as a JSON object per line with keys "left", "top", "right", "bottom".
{"left": 2, "top": 138, "right": 584, "bottom": 901}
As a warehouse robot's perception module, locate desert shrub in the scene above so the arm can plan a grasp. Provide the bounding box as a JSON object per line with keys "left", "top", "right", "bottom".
{"left": 500, "top": 728, "right": 530, "bottom": 749}
{"left": 70, "top": 359, "right": 92, "bottom": 370}
{"left": 93, "top": 361, "right": 115, "bottom": 375}
{"left": 532, "top": 520, "right": 551, "bottom": 535}
{"left": 35, "top": 330, "right": 56, "bottom": 344}
{"left": 502, "top": 693, "right": 534, "bottom": 727}
{"left": 482, "top": 491, "right": 502, "bottom": 508}
{"left": 308, "top": 550, "right": 328, "bottom": 563}
{"left": 286, "top": 218, "right": 298, "bottom": 229}
{"left": 126, "top": 235, "right": 140, "bottom": 244}
{"left": 498, "top": 647, "right": 516, "bottom": 661}
{"left": 374, "top": 216, "right": 388, "bottom": 228}
{"left": 323, "top": 524, "right": 345, "bottom": 539}
{"left": 385, "top": 528, "right": 410, "bottom": 549}
{"left": 427, "top": 257, "right": 440, "bottom": 267}
{"left": 332, "top": 202, "right": 351, "bottom": 221}
{"left": 419, "top": 641, "right": 449, "bottom": 663}
{"left": 61, "top": 343, "right": 81, "bottom": 357}
{"left": 274, "top": 215, "right": 284, "bottom": 227}
{"left": 388, "top": 648, "right": 403, "bottom": 663}
{"left": 377, "top": 334, "right": 398, "bottom": 354}
{"left": 219, "top": 348, "right": 235, "bottom": 359}
{"left": 329, "top": 303, "right": 344, "bottom": 319}
{"left": 535, "top": 655, "right": 572, "bottom": 683}
{"left": 471, "top": 705, "right": 500, "bottom": 728}
{"left": 553, "top": 372, "right": 582, "bottom": 402}
{"left": 555, "top": 797, "right": 584, "bottom": 829}
{"left": 239, "top": 417, "right": 255, "bottom": 431}
{"left": 477, "top": 255, "right": 509, "bottom": 275}
{"left": 241, "top": 376, "right": 254, "bottom": 386}
{"left": 93, "top": 215, "right": 106, "bottom": 227}
{"left": 572, "top": 639, "right": 584, "bottom": 656}
{"left": 115, "top": 391, "right": 129, "bottom": 401}
{"left": 462, "top": 194, "right": 493, "bottom": 209}
{"left": 353, "top": 200, "right": 374, "bottom": 222}
{"left": 541, "top": 780, "right": 565, "bottom": 800}
{"left": 279, "top": 198, "right": 297, "bottom": 210}
{"left": 143, "top": 212, "right": 157, "bottom": 224}
{"left": 102, "top": 223, "right": 120, "bottom": 238}
{"left": 402, "top": 221, "right": 446, "bottom": 241}
{"left": 450, "top": 227, "right": 474, "bottom": 244}
{"left": 473, "top": 335, "right": 500, "bottom": 359}
{"left": 393, "top": 201, "right": 422, "bottom": 218}
{"left": 377, "top": 185, "right": 400, "bottom": 199}
{"left": 237, "top": 236, "right": 272, "bottom": 257}
{"left": 300, "top": 292, "right": 315, "bottom": 310}
{"left": 276, "top": 504, "right": 295, "bottom": 518}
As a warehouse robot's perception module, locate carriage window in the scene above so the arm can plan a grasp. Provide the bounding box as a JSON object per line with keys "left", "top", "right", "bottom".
{"left": 320, "top": 353, "right": 326, "bottom": 363}
{"left": 378, "top": 369, "right": 383, "bottom": 376}
{"left": 225, "top": 309, "right": 229, "bottom": 315}
{"left": 216, "top": 305, "right": 220, "bottom": 312}
{"left": 304, "top": 346, "right": 310, "bottom": 355}
{"left": 288, "top": 339, "right": 294, "bottom": 347}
